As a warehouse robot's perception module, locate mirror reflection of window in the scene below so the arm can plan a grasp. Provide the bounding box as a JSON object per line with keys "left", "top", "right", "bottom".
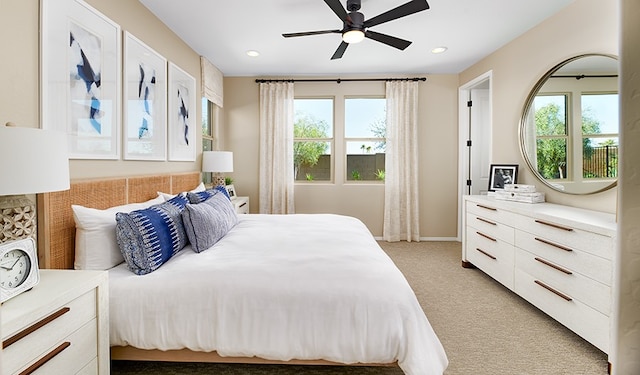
{"left": 533, "top": 94, "right": 569, "bottom": 180}
{"left": 581, "top": 93, "right": 619, "bottom": 179}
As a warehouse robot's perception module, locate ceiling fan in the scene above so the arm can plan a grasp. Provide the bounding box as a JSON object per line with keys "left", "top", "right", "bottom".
{"left": 282, "top": 0, "right": 430, "bottom": 60}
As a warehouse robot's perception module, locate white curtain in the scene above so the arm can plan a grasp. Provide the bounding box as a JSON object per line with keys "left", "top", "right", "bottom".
{"left": 383, "top": 80, "right": 420, "bottom": 242}
{"left": 259, "top": 82, "right": 295, "bottom": 214}
{"left": 200, "top": 56, "right": 223, "bottom": 107}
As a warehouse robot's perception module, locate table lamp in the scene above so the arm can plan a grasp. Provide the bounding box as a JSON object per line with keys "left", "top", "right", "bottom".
{"left": 202, "top": 151, "right": 233, "bottom": 187}
{"left": 0, "top": 124, "right": 70, "bottom": 244}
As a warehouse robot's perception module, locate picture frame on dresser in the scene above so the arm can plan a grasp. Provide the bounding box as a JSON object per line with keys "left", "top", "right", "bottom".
{"left": 488, "top": 164, "right": 518, "bottom": 191}
{"left": 41, "top": 0, "right": 121, "bottom": 160}
{"left": 225, "top": 184, "right": 237, "bottom": 200}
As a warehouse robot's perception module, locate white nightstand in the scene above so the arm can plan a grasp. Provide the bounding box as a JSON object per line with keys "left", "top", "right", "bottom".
{"left": 1, "top": 270, "right": 109, "bottom": 374}
{"left": 233, "top": 196, "right": 250, "bottom": 214}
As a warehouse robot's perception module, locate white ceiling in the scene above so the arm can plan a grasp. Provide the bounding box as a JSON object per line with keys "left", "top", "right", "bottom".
{"left": 138, "top": 0, "right": 575, "bottom": 77}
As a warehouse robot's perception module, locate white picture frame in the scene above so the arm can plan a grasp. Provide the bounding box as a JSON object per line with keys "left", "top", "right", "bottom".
{"left": 123, "top": 32, "right": 167, "bottom": 161}
{"left": 41, "top": 0, "right": 121, "bottom": 159}
{"left": 167, "top": 62, "right": 197, "bottom": 161}
{"left": 225, "top": 184, "right": 237, "bottom": 200}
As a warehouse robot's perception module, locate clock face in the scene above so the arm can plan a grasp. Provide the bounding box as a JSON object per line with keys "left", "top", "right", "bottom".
{"left": 1, "top": 248, "right": 32, "bottom": 289}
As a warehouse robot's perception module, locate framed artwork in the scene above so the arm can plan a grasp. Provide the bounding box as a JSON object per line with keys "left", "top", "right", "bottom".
{"left": 123, "top": 32, "right": 167, "bottom": 160}
{"left": 489, "top": 164, "right": 519, "bottom": 191}
{"left": 167, "top": 62, "right": 197, "bottom": 161}
{"left": 41, "top": 0, "right": 121, "bottom": 159}
{"left": 225, "top": 184, "right": 237, "bottom": 200}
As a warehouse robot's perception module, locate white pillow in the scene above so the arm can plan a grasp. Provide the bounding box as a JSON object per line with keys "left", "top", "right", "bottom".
{"left": 72, "top": 196, "right": 165, "bottom": 270}
{"left": 157, "top": 182, "right": 206, "bottom": 201}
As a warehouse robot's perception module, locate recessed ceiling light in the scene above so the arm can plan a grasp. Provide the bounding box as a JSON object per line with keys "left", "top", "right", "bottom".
{"left": 431, "top": 47, "right": 448, "bottom": 54}
{"left": 246, "top": 50, "right": 260, "bottom": 57}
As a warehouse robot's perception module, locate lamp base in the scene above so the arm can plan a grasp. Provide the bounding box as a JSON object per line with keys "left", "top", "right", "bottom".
{"left": 213, "top": 174, "right": 226, "bottom": 187}
{"left": 0, "top": 195, "right": 36, "bottom": 244}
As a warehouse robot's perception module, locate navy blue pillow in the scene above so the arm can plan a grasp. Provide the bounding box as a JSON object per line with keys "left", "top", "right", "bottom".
{"left": 115, "top": 195, "right": 189, "bottom": 275}
{"left": 187, "top": 185, "right": 230, "bottom": 204}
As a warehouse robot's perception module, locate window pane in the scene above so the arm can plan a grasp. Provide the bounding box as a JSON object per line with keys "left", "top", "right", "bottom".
{"left": 294, "top": 141, "right": 331, "bottom": 181}
{"left": 583, "top": 137, "right": 618, "bottom": 178}
{"left": 582, "top": 94, "right": 618, "bottom": 135}
{"left": 536, "top": 138, "right": 567, "bottom": 179}
{"left": 534, "top": 95, "right": 567, "bottom": 136}
{"left": 202, "top": 97, "right": 211, "bottom": 136}
{"left": 294, "top": 99, "right": 333, "bottom": 138}
{"left": 345, "top": 98, "right": 386, "bottom": 138}
{"left": 346, "top": 141, "right": 386, "bottom": 181}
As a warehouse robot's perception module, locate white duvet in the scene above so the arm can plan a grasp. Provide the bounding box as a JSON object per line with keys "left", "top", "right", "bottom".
{"left": 109, "top": 214, "right": 448, "bottom": 374}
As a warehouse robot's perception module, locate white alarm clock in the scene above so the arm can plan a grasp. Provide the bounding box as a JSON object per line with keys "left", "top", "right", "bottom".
{"left": 0, "top": 237, "right": 40, "bottom": 303}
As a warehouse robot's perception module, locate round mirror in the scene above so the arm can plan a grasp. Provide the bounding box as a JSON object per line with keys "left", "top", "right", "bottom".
{"left": 519, "top": 54, "right": 619, "bottom": 194}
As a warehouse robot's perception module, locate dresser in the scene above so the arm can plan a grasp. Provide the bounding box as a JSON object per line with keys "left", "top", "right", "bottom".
{"left": 462, "top": 195, "right": 616, "bottom": 355}
{"left": 1, "top": 270, "right": 109, "bottom": 374}
{"left": 233, "top": 196, "right": 250, "bottom": 214}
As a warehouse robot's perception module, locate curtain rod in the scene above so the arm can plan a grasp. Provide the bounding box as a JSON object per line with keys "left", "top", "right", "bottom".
{"left": 255, "top": 77, "right": 426, "bottom": 84}
{"left": 550, "top": 74, "right": 618, "bottom": 80}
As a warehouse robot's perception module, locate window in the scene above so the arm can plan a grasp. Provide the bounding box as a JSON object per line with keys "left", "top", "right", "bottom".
{"left": 345, "top": 98, "right": 386, "bottom": 181}
{"left": 202, "top": 98, "right": 218, "bottom": 185}
{"left": 533, "top": 94, "right": 569, "bottom": 179}
{"left": 293, "top": 98, "right": 333, "bottom": 182}
{"left": 581, "top": 93, "right": 618, "bottom": 178}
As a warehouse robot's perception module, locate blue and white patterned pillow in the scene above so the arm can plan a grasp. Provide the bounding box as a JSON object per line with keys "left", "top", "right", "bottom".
{"left": 187, "top": 185, "right": 230, "bottom": 204}
{"left": 115, "top": 195, "right": 189, "bottom": 275}
{"left": 181, "top": 192, "right": 238, "bottom": 253}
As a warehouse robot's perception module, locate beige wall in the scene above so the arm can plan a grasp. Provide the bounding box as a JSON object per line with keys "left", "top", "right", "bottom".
{"left": 224, "top": 76, "right": 459, "bottom": 237}
{"left": 1, "top": 0, "right": 202, "bottom": 180}
{"left": 459, "top": 0, "right": 619, "bottom": 213}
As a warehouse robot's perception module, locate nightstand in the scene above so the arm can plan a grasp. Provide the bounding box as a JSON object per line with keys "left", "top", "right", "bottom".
{"left": 233, "top": 196, "right": 250, "bottom": 214}
{"left": 1, "top": 270, "right": 109, "bottom": 374}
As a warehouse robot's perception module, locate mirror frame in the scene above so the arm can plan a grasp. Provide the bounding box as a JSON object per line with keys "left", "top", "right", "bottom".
{"left": 518, "top": 53, "right": 618, "bottom": 195}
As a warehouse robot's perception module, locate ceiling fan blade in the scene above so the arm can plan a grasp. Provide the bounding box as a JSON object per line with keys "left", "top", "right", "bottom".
{"left": 331, "top": 42, "right": 349, "bottom": 60}
{"left": 324, "top": 0, "right": 348, "bottom": 22}
{"left": 283, "top": 29, "right": 341, "bottom": 38}
{"left": 364, "top": 0, "right": 429, "bottom": 28}
{"left": 365, "top": 30, "right": 412, "bottom": 50}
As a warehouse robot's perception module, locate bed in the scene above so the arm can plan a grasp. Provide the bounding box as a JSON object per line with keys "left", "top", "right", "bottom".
{"left": 37, "top": 172, "right": 448, "bottom": 375}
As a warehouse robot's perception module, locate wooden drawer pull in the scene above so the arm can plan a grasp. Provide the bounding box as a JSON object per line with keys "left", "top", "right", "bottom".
{"left": 2, "top": 307, "right": 71, "bottom": 349}
{"left": 19, "top": 341, "right": 71, "bottom": 375}
{"left": 476, "top": 232, "right": 497, "bottom": 242}
{"left": 476, "top": 248, "right": 496, "bottom": 260}
{"left": 534, "top": 280, "right": 573, "bottom": 301}
{"left": 535, "top": 219, "right": 573, "bottom": 232}
{"left": 476, "top": 217, "right": 496, "bottom": 225}
{"left": 476, "top": 204, "right": 497, "bottom": 211}
{"left": 535, "top": 257, "right": 573, "bottom": 275}
{"left": 534, "top": 237, "right": 573, "bottom": 252}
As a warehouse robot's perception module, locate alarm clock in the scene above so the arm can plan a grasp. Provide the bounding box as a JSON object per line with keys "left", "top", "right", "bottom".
{"left": 0, "top": 237, "right": 40, "bottom": 303}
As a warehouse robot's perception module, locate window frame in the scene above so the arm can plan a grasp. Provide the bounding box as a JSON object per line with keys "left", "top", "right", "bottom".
{"left": 344, "top": 96, "right": 387, "bottom": 183}
{"left": 293, "top": 97, "right": 335, "bottom": 183}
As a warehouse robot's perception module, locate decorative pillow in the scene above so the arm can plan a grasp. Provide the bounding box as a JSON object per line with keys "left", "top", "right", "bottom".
{"left": 115, "top": 195, "right": 189, "bottom": 275}
{"left": 181, "top": 193, "right": 238, "bottom": 253}
{"left": 72, "top": 195, "right": 165, "bottom": 270}
{"left": 157, "top": 182, "right": 205, "bottom": 201}
{"left": 186, "top": 185, "right": 230, "bottom": 204}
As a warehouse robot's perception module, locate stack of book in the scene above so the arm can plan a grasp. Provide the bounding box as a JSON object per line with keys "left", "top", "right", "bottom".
{"left": 495, "top": 184, "right": 545, "bottom": 203}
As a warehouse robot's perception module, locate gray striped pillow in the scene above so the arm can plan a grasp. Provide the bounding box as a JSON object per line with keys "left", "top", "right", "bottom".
{"left": 181, "top": 192, "right": 238, "bottom": 253}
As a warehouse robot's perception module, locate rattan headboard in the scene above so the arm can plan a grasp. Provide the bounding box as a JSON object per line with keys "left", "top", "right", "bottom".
{"left": 36, "top": 172, "right": 202, "bottom": 269}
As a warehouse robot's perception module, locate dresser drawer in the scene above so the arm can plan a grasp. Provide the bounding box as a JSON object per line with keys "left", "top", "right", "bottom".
{"left": 512, "top": 215, "right": 613, "bottom": 259}
{"left": 467, "top": 212, "right": 515, "bottom": 244}
{"left": 515, "top": 248, "right": 611, "bottom": 315}
{"left": 466, "top": 230, "right": 514, "bottom": 289}
{"left": 29, "top": 319, "right": 98, "bottom": 375}
{"left": 466, "top": 200, "right": 519, "bottom": 226}
{"left": 514, "top": 268, "right": 609, "bottom": 353}
{"left": 2, "top": 289, "right": 97, "bottom": 375}
{"left": 515, "top": 230, "right": 612, "bottom": 286}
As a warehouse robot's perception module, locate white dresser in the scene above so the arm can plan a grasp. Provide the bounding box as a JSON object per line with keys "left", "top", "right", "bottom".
{"left": 233, "top": 196, "right": 250, "bottom": 214}
{"left": 1, "top": 270, "right": 109, "bottom": 374}
{"left": 462, "top": 195, "right": 616, "bottom": 355}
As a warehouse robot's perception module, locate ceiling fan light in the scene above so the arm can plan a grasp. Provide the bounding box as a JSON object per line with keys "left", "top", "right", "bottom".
{"left": 342, "top": 30, "right": 365, "bottom": 44}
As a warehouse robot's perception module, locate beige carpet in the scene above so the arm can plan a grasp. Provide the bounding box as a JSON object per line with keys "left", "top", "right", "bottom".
{"left": 111, "top": 241, "right": 608, "bottom": 375}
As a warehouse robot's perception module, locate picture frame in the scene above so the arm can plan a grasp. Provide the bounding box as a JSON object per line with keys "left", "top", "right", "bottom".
{"left": 41, "top": 0, "right": 121, "bottom": 159}
{"left": 488, "top": 164, "right": 519, "bottom": 191}
{"left": 167, "top": 62, "right": 197, "bottom": 161}
{"left": 123, "top": 32, "right": 167, "bottom": 161}
{"left": 225, "top": 184, "right": 237, "bottom": 200}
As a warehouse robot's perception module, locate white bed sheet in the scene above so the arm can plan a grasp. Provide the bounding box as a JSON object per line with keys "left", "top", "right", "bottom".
{"left": 109, "top": 214, "right": 448, "bottom": 374}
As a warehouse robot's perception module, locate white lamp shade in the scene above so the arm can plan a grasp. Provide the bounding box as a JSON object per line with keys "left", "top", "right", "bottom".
{"left": 202, "top": 151, "right": 234, "bottom": 173}
{"left": 0, "top": 126, "right": 70, "bottom": 195}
